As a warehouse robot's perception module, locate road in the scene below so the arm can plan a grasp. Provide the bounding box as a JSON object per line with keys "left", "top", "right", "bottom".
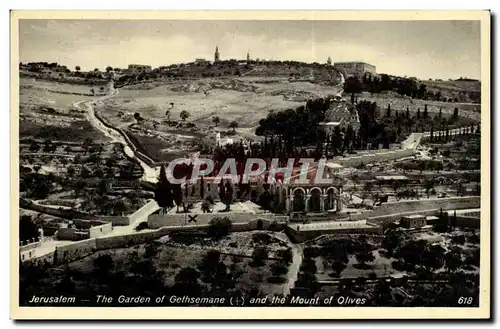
{"left": 283, "top": 243, "right": 303, "bottom": 296}
{"left": 73, "top": 88, "right": 160, "bottom": 183}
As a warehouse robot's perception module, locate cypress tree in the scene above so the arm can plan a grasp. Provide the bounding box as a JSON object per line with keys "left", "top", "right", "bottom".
{"left": 155, "top": 165, "right": 174, "bottom": 214}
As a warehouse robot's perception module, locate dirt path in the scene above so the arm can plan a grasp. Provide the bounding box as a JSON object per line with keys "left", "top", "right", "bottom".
{"left": 74, "top": 89, "right": 159, "bottom": 182}
{"left": 283, "top": 243, "right": 303, "bottom": 296}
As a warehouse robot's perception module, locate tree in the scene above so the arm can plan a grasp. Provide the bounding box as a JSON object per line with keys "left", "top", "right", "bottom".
{"left": 300, "top": 258, "right": 317, "bottom": 274}
{"left": 276, "top": 248, "right": 293, "bottom": 265}
{"left": 331, "top": 261, "right": 347, "bottom": 277}
{"left": 251, "top": 247, "right": 268, "bottom": 267}
{"left": 113, "top": 198, "right": 127, "bottom": 216}
{"left": 93, "top": 254, "right": 114, "bottom": 277}
{"left": 444, "top": 248, "right": 463, "bottom": 273}
{"left": 97, "top": 178, "right": 110, "bottom": 195}
{"left": 29, "top": 141, "right": 40, "bottom": 152}
{"left": 229, "top": 120, "right": 238, "bottom": 132}
{"left": 172, "top": 267, "right": 202, "bottom": 296}
{"left": 271, "top": 261, "right": 289, "bottom": 277}
{"left": 223, "top": 182, "right": 233, "bottom": 211}
{"left": 201, "top": 200, "right": 211, "bottom": 213}
{"left": 355, "top": 249, "right": 375, "bottom": 268}
{"left": 75, "top": 66, "right": 81, "bottom": 72}
{"left": 424, "top": 179, "right": 435, "bottom": 198}
{"left": 258, "top": 190, "right": 272, "bottom": 211}
{"left": 180, "top": 110, "right": 190, "bottom": 122}
{"left": 19, "top": 215, "right": 40, "bottom": 243}
{"left": 154, "top": 165, "right": 174, "bottom": 214}
{"left": 198, "top": 249, "right": 234, "bottom": 289}
{"left": 212, "top": 116, "right": 220, "bottom": 127}
{"left": 207, "top": 217, "right": 232, "bottom": 239}
{"left": 382, "top": 230, "right": 404, "bottom": 257}
{"left": 172, "top": 184, "right": 183, "bottom": 212}
{"left": 106, "top": 66, "right": 113, "bottom": 73}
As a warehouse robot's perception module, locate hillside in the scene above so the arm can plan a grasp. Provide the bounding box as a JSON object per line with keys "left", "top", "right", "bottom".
{"left": 422, "top": 79, "right": 481, "bottom": 103}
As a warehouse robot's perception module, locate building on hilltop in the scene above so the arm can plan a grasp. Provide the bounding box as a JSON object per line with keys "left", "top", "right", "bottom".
{"left": 127, "top": 64, "right": 152, "bottom": 73}
{"left": 327, "top": 57, "right": 332, "bottom": 65}
{"left": 214, "top": 45, "right": 220, "bottom": 63}
{"left": 195, "top": 58, "right": 209, "bottom": 64}
{"left": 333, "top": 61, "right": 376, "bottom": 78}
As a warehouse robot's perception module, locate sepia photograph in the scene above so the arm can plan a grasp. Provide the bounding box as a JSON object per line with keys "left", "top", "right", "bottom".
{"left": 10, "top": 10, "right": 490, "bottom": 320}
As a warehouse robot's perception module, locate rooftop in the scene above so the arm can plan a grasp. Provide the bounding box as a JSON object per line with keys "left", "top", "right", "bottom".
{"left": 333, "top": 61, "right": 375, "bottom": 66}
{"left": 290, "top": 219, "right": 378, "bottom": 232}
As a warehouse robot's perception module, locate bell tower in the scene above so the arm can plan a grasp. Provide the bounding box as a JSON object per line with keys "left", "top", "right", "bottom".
{"left": 214, "top": 45, "right": 220, "bottom": 63}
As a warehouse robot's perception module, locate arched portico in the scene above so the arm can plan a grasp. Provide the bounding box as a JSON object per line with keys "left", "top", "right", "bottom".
{"left": 285, "top": 185, "right": 342, "bottom": 214}
{"left": 292, "top": 188, "right": 306, "bottom": 212}
{"left": 308, "top": 188, "right": 322, "bottom": 213}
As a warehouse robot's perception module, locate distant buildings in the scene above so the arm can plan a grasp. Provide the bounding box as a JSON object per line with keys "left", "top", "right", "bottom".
{"left": 333, "top": 61, "right": 376, "bottom": 77}
{"left": 400, "top": 214, "right": 427, "bottom": 229}
{"left": 127, "top": 64, "right": 152, "bottom": 73}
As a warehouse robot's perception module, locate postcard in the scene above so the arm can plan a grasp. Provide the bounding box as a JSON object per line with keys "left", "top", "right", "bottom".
{"left": 10, "top": 10, "right": 490, "bottom": 320}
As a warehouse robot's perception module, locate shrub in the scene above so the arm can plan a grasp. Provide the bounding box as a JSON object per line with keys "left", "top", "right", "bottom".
{"left": 251, "top": 247, "right": 268, "bottom": 267}
{"left": 207, "top": 217, "right": 232, "bottom": 239}
{"left": 276, "top": 248, "right": 293, "bottom": 264}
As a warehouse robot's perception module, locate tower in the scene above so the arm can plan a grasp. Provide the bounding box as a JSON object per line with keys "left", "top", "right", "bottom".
{"left": 327, "top": 56, "right": 332, "bottom": 65}
{"left": 247, "top": 51, "right": 250, "bottom": 61}
{"left": 214, "top": 45, "right": 220, "bottom": 63}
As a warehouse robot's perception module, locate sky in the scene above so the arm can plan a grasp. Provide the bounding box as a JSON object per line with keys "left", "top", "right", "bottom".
{"left": 19, "top": 19, "right": 481, "bottom": 80}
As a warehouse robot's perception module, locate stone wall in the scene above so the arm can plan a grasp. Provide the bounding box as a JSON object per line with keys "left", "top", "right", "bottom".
{"left": 24, "top": 217, "right": 288, "bottom": 266}
{"left": 286, "top": 225, "right": 383, "bottom": 243}
{"left": 20, "top": 247, "right": 38, "bottom": 262}
{"left": 56, "top": 228, "right": 89, "bottom": 240}
{"left": 455, "top": 216, "right": 480, "bottom": 228}
{"left": 128, "top": 200, "right": 160, "bottom": 224}
{"left": 19, "top": 241, "right": 41, "bottom": 252}
{"left": 89, "top": 222, "right": 113, "bottom": 238}
{"left": 20, "top": 198, "right": 131, "bottom": 226}
{"left": 350, "top": 196, "right": 480, "bottom": 223}
{"left": 148, "top": 212, "right": 288, "bottom": 229}
{"left": 54, "top": 239, "right": 96, "bottom": 263}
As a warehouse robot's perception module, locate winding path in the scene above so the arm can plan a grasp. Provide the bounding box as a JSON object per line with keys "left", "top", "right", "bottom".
{"left": 73, "top": 88, "right": 159, "bottom": 183}
{"left": 283, "top": 243, "right": 303, "bottom": 296}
